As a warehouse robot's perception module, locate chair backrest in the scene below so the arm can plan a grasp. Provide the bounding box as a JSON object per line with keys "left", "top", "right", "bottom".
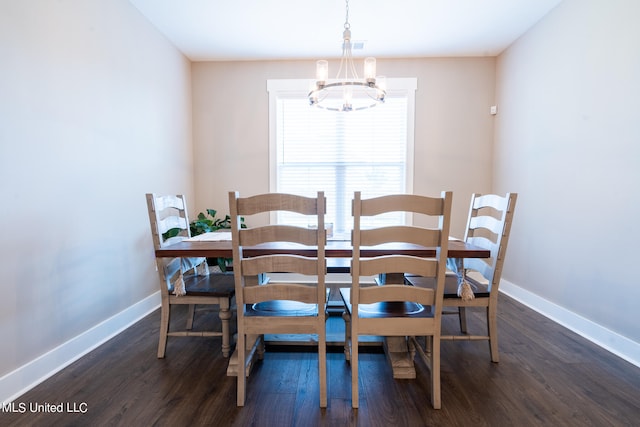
{"left": 146, "top": 193, "right": 193, "bottom": 250}
{"left": 228, "top": 191, "right": 326, "bottom": 309}
{"left": 146, "top": 193, "right": 208, "bottom": 296}
{"left": 351, "top": 191, "right": 452, "bottom": 316}
{"left": 462, "top": 193, "right": 517, "bottom": 293}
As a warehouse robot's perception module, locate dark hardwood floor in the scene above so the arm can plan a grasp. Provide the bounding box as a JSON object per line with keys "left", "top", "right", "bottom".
{"left": 2, "top": 294, "right": 639, "bottom": 426}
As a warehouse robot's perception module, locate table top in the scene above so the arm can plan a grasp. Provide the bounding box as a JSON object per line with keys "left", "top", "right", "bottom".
{"left": 155, "top": 238, "right": 490, "bottom": 259}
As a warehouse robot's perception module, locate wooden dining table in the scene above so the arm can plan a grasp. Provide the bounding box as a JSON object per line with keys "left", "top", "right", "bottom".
{"left": 155, "top": 238, "right": 489, "bottom": 260}
{"left": 155, "top": 237, "right": 490, "bottom": 379}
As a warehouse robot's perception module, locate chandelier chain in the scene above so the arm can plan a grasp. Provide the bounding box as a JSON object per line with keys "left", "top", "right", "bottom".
{"left": 344, "top": 0, "right": 350, "bottom": 30}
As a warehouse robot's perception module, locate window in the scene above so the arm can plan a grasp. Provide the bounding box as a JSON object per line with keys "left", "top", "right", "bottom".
{"left": 268, "top": 78, "right": 417, "bottom": 239}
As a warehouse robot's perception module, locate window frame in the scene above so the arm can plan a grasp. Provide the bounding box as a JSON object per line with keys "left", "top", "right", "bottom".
{"left": 267, "top": 78, "right": 417, "bottom": 233}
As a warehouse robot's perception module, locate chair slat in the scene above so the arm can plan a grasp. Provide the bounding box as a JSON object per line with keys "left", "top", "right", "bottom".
{"left": 360, "top": 194, "right": 444, "bottom": 216}
{"left": 238, "top": 193, "right": 320, "bottom": 216}
{"left": 240, "top": 224, "right": 317, "bottom": 246}
{"left": 473, "top": 193, "right": 509, "bottom": 211}
{"left": 243, "top": 282, "right": 319, "bottom": 305}
{"left": 359, "top": 284, "right": 435, "bottom": 306}
{"left": 466, "top": 235, "right": 497, "bottom": 252}
{"left": 153, "top": 194, "right": 185, "bottom": 211}
{"left": 158, "top": 215, "right": 188, "bottom": 235}
{"left": 242, "top": 254, "right": 320, "bottom": 276}
{"left": 360, "top": 256, "right": 437, "bottom": 278}
{"left": 360, "top": 226, "right": 440, "bottom": 247}
{"left": 469, "top": 215, "right": 502, "bottom": 235}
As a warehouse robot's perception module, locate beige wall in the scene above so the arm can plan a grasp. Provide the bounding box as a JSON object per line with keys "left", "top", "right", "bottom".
{"left": 496, "top": 0, "right": 640, "bottom": 343}
{"left": 191, "top": 57, "right": 496, "bottom": 237}
{"left": 0, "top": 0, "right": 192, "bottom": 394}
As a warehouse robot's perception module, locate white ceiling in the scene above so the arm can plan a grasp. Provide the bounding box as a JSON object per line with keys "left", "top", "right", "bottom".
{"left": 128, "top": 0, "right": 562, "bottom": 61}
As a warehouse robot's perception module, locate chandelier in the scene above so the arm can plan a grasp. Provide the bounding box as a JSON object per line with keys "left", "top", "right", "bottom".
{"left": 308, "top": 0, "right": 386, "bottom": 112}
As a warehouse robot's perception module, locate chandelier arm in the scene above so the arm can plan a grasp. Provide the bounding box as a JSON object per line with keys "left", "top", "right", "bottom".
{"left": 336, "top": 44, "right": 347, "bottom": 80}
{"left": 346, "top": 45, "right": 359, "bottom": 80}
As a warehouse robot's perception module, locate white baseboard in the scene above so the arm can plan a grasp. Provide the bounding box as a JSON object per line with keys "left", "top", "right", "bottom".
{"left": 0, "top": 292, "right": 160, "bottom": 403}
{"left": 500, "top": 280, "right": 640, "bottom": 368}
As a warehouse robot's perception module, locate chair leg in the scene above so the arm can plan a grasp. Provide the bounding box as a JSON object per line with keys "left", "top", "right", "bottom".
{"left": 186, "top": 304, "right": 196, "bottom": 330}
{"left": 318, "top": 320, "right": 327, "bottom": 408}
{"left": 351, "top": 322, "right": 359, "bottom": 409}
{"left": 219, "top": 299, "right": 232, "bottom": 358}
{"left": 342, "top": 311, "right": 351, "bottom": 361}
{"left": 256, "top": 334, "right": 265, "bottom": 360}
{"left": 237, "top": 328, "right": 246, "bottom": 406}
{"left": 408, "top": 336, "right": 416, "bottom": 361}
{"left": 487, "top": 304, "right": 500, "bottom": 363}
{"left": 157, "top": 302, "right": 170, "bottom": 358}
{"left": 458, "top": 307, "right": 468, "bottom": 333}
{"left": 431, "top": 335, "right": 441, "bottom": 409}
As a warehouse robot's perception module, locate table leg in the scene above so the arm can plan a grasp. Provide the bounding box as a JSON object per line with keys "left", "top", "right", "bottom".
{"left": 380, "top": 272, "right": 417, "bottom": 378}
{"left": 384, "top": 336, "right": 417, "bottom": 379}
{"left": 226, "top": 334, "right": 263, "bottom": 377}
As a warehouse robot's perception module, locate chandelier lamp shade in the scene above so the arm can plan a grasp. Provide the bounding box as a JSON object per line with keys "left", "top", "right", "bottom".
{"left": 308, "top": 0, "right": 386, "bottom": 112}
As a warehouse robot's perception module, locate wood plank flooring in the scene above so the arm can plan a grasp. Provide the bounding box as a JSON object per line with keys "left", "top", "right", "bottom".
{"left": 2, "top": 294, "right": 639, "bottom": 426}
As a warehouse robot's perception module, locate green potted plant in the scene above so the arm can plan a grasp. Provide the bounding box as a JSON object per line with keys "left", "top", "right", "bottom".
{"left": 191, "top": 209, "right": 246, "bottom": 272}
{"left": 190, "top": 209, "right": 230, "bottom": 235}
{"left": 164, "top": 208, "right": 245, "bottom": 272}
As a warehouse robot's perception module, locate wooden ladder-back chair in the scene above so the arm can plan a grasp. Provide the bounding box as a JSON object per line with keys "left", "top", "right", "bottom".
{"left": 146, "top": 193, "right": 235, "bottom": 358}
{"left": 405, "top": 193, "right": 517, "bottom": 362}
{"left": 229, "top": 191, "right": 328, "bottom": 407}
{"left": 340, "top": 191, "right": 452, "bottom": 409}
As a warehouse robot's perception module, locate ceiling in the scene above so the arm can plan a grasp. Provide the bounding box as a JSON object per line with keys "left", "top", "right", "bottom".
{"left": 128, "top": 0, "right": 562, "bottom": 61}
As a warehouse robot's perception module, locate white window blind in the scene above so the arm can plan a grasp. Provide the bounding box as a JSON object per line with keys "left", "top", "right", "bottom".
{"left": 268, "top": 78, "right": 417, "bottom": 239}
